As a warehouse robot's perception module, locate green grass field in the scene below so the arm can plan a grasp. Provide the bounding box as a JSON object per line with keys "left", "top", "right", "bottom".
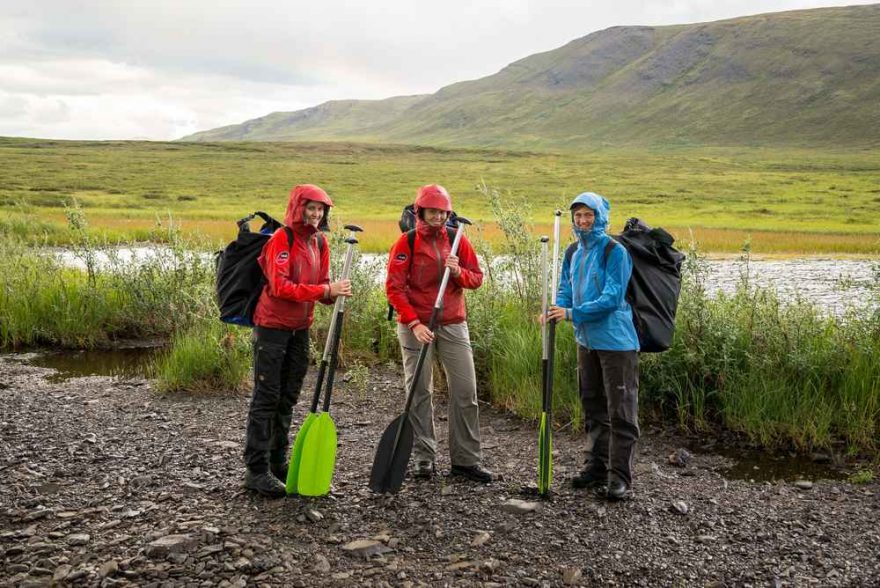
{"left": 1, "top": 137, "right": 879, "bottom": 254}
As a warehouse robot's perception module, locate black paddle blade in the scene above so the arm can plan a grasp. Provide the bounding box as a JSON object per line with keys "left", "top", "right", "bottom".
{"left": 369, "top": 414, "right": 414, "bottom": 494}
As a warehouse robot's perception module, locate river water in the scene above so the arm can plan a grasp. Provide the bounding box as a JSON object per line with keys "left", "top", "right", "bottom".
{"left": 54, "top": 248, "right": 877, "bottom": 315}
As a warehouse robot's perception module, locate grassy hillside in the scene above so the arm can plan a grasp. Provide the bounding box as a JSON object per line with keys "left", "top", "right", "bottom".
{"left": 181, "top": 5, "right": 880, "bottom": 149}
{"left": 1, "top": 137, "right": 878, "bottom": 254}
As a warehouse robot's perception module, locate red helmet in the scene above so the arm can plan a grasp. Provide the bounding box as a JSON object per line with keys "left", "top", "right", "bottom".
{"left": 414, "top": 184, "right": 452, "bottom": 214}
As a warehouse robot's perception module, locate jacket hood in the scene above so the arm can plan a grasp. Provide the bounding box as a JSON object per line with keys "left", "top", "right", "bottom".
{"left": 569, "top": 191, "right": 609, "bottom": 244}
{"left": 284, "top": 184, "right": 332, "bottom": 231}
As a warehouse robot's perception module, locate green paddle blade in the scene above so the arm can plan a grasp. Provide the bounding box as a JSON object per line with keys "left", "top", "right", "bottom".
{"left": 537, "top": 412, "right": 552, "bottom": 495}
{"left": 296, "top": 412, "right": 338, "bottom": 497}
{"left": 287, "top": 412, "right": 318, "bottom": 495}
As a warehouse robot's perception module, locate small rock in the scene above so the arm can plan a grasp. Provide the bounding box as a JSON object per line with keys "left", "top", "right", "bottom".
{"left": 696, "top": 535, "right": 716, "bottom": 544}
{"left": 671, "top": 501, "right": 689, "bottom": 515}
{"left": 563, "top": 567, "right": 583, "bottom": 585}
{"left": 471, "top": 531, "right": 491, "bottom": 547}
{"left": 794, "top": 480, "right": 814, "bottom": 490}
{"left": 305, "top": 508, "right": 323, "bottom": 523}
{"left": 500, "top": 499, "right": 540, "bottom": 514}
{"left": 446, "top": 561, "right": 477, "bottom": 571}
{"left": 668, "top": 448, "right": 692, "bottom": 467}
{"left": 341, "top": 539, "right": 393, "bottom": 558}
{"left": 314, "top": 554, "right": 331, "bottom": 573}
{"left": 145, "top": 534, "right": 198, "bottom": 558}
{"left": 53, "top": 564, "right": 72, "bottom": 581}
{"left": 99, "top": 560, "right": 118, "bottom": 578}
{"left": 67, "top": 533, "right": 91, "bottom": 546}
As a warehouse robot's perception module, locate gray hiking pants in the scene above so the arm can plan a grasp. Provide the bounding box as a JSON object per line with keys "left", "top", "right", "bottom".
{"left": 578, "top": 346, "right": 640, "bottom": 487}
{"left": 397, "top": 322, "right": 483, "bottom": 467}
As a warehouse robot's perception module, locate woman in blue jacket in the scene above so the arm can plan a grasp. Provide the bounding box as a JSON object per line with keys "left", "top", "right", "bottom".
{"left": 545, "top": 191, "right": 640, "bottom": 500}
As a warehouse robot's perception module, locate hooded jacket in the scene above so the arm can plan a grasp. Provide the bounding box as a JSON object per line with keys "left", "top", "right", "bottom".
{"left": 386, "top": 218, "right": 483, "bottom": 327}
{"left": 556, "top": 192, "right": 639, "bottom": 351}
{"left": 253, "top": 185, "right": 332, "bottom": 330}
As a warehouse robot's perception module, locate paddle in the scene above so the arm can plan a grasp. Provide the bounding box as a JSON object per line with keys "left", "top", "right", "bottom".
{"left": 538, "top": 211, "right": 561, "bottom": 497}
{"left": 537, "top": 235, "right": 551, "bottom": 495}
{"left": 369, "top": 217, "right": 472, "bottom": 494}
{"left": 286, "top": 224, "right": 362, "bottom": 496}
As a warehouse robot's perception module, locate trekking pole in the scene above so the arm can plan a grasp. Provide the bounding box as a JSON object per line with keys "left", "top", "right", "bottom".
{"left": 286, "top": 224, "right": 362, "bottom": 495}
{"left": 369, "top": 218, "right": 472, "bottom": 494}
{"left": 537, "top": 235, "right": 551, "bottom": 495}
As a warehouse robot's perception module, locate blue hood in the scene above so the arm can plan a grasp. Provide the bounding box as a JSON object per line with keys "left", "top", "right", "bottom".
{"left": 570, "top": 192, "right": 609, "bottom": 245}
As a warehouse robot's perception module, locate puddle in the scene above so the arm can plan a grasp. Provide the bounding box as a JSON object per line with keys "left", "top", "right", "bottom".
{"left": 25, "top": 346, "right": 162, "bottom": 382}
{"left": 706, "top": 446, "right": 849, "bottom": 482}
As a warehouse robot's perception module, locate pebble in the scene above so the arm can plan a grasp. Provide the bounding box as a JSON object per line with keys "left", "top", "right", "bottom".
{"left": 500, "top": 499, "right": 541, "bottom": 514}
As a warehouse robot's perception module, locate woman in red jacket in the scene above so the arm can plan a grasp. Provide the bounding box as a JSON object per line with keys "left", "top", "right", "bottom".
{"left": 386, "top": 184, "right": 492, "bottom": 483}
{"left": 244, "top": 184, "right": 351, "bottom": 497}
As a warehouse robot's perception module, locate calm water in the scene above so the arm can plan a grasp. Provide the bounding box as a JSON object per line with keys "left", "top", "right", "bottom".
{"left": 54, "top": 248, "right": 876, "bottom": 314}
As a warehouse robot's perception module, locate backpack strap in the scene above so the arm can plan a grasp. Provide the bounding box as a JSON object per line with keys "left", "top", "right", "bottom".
{"left": 603, "top": 239, "right": 617, "bottom": 265}
{"left": 407, "top": 226, "right": 458, "bottom": 272}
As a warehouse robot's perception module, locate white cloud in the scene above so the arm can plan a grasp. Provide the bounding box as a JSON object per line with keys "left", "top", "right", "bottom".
{"left": 1, "top": 0, "right": 876, "bottom": 139}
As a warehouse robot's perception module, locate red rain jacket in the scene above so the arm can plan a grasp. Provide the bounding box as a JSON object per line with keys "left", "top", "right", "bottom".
{"left": 386, "top": 219, "right": 483, "bottom": 327}
{"left": 253, "top": 185, "right": 332, "bottom": 330}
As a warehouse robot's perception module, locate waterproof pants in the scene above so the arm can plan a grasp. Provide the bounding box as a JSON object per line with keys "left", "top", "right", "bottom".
{"left": 577, "top": 346, "right": 640, "bottom": 487}
{"left": 244, "top": 326, "right": 309, "bottom": 473}
{"left": 397, "top": 322, "right": 483, "bottom": 467}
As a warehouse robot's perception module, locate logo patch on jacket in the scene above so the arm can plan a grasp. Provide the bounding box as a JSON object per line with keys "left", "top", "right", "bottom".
{"left": 394, "top": 253, "right": 408, "bottom": 263}
{"left": 276, "top": 251, "right": 290, "bottom": 265}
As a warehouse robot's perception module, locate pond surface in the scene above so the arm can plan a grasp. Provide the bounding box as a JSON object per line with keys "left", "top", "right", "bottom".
{"left": 23, "top": 346, "right": 161, "bottom": 382}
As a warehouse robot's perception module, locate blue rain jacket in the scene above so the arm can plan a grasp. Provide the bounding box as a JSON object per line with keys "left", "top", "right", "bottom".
{"left": 556, "top": 192, "right": 640, "bottom": 351}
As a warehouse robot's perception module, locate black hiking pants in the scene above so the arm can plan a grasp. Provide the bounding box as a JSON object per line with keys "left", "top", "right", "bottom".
{"left": 244, "top": 326, "right": 309, "bottom": 474}
{"left": 577, "top": 346, "right": 640, "bottom": 488}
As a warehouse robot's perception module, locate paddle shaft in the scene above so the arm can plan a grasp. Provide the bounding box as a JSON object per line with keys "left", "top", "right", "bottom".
{"left": 544, "top": 211, "right": 562, "bottom": 413}
{"left": 308, "top": 231, "right": 359, "bottom": 413}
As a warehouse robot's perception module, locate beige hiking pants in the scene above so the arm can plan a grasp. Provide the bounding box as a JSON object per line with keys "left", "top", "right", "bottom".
{"left": 397, "top": 322, "right": 483, "bottom": 467}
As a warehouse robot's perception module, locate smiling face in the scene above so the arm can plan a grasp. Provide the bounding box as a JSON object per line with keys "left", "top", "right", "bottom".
{"left": 422, "top": 207, "right": 449, "bottom": 228}
{"left": 572, "top": 204, "right": 596, "bottom": 231}
{"left": 302, "top": 200, "right": 326, "bottom": 227}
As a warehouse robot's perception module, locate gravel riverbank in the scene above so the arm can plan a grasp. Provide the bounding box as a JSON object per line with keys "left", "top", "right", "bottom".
{"left": 1, "top": 355, "right": 878, "bottom": 587}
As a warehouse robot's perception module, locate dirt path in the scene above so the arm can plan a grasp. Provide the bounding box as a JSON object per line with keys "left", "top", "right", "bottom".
{"left": 1, "top": 355, "right": 878, "bottom": 587}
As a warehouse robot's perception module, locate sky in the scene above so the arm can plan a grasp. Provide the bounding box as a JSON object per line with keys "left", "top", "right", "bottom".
{"left": 1, "top": 0, "right": 876, "bottom": 141}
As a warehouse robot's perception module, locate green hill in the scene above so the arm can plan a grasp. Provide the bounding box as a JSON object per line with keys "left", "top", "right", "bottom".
{"left": 181, "top": 5, "right": 880, "bottom": 148}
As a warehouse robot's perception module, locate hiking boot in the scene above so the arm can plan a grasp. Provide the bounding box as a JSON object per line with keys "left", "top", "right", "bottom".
{"left": 571, "top": 468, "right": 607, "bottom": 489}
{"left": 270, "top": 462, "right": 288, "bottom": 483}
{"left": 413, "top": 461, "right": 435, "bottom": 480}
{"left": 607, "top": 479, "right": 633, "bottom": 501}
{"left": 245, "top": 470, "right": 286, "bottom": 498}
{"left": 450, "top": 464, "right": 493, "bottom": 484}
{"left": 594, "top": 479, "right": 633, "bottom": 501}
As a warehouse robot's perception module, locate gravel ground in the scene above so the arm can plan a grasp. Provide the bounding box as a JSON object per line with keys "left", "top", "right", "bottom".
{"left": 1, "top": 354, "right": 878, "bottom": 587}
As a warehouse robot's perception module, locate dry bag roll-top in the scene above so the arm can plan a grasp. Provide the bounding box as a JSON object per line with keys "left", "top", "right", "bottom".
{"left": 564, "top": 217, "right": 685, "bottom": 353}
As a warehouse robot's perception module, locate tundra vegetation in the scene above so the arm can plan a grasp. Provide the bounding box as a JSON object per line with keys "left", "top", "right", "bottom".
{"left": 1, "top": 138, "right": 878, "bottom": 254}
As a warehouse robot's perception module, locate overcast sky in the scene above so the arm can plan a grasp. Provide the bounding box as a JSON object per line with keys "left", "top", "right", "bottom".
{"left": 1, "top": 0, "right": 875, "bottom": 140}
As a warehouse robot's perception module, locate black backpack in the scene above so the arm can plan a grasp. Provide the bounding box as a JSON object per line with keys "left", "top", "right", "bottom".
{"left": 387, "top": 206, "right": 459, "bottom": 320}
{"left": 563, "top": 218, "right": 685, "bottom": 352}
{"left": 215, "top": 211, "right": 324, "bottom": 327}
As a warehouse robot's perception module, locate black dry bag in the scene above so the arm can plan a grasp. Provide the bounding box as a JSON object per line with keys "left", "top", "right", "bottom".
{"left": 215, "top": 211, "right": 288, "bottom": 327}
{"left": 563, "top": 218, "right": 685, "bottom": 352}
